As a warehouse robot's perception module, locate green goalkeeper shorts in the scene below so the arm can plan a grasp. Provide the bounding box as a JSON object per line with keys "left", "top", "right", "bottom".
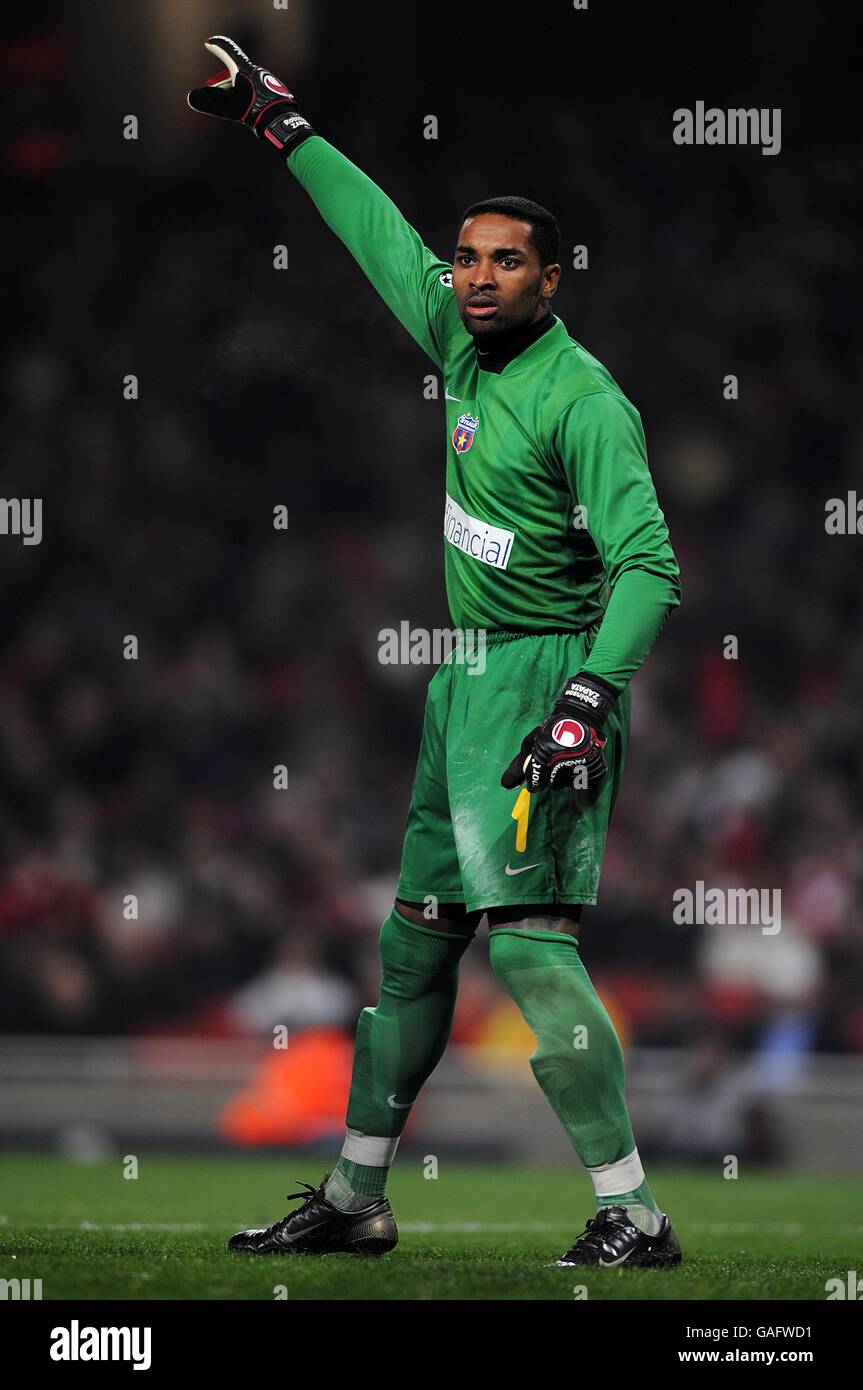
{"left": 395, "top": 628, "right": 631, "bottom": 914}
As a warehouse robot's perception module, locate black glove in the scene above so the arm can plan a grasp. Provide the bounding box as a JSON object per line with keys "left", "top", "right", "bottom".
{"left": 187, "top": 35, "right": 315, "bottom": 156}
{"left": 500, "top": 672, "right": 619, "bottom": 793}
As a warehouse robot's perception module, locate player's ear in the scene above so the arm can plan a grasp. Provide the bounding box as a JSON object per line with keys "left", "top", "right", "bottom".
{"left": 543, "top": 263, "right": 561, "bottom": 299}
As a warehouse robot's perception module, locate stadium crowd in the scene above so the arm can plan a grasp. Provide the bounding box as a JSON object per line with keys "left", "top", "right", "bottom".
{"left": 2, "top": 17, "right": 861, "bottom": 1096}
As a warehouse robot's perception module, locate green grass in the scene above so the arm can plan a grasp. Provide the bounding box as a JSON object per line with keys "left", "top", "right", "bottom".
{"left": 0, "top": 1153, "right": 859, "bottom": 1300}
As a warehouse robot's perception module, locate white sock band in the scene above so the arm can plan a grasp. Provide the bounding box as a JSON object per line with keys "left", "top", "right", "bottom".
{"left": 341, "top": 1128, "right": 400, "bottom": 1167}
{"left": 585, "top": 1147, "right": 645, "bottom": 1197}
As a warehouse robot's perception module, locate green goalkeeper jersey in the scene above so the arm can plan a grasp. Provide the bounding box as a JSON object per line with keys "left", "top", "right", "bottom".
{"left": 286, "top": 136, "right": 681, "bottom": 692}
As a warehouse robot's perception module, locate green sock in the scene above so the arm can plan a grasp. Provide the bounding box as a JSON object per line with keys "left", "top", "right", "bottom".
{"left": 489, "top": 927, "right": 664, "bottom": 1234}
{"left": 347, "top": 909, "right": 473, "bottom": 1135}
{"left": 325, "top": 1154, "right": 390, "bottom": 1210}
{"left": 597, "top": 1178, "right": 663, "bottom": 1236}
{"left": 489, "top": 927, "right": 637, "bottom": 1164}
{"left": 325, "top": 908, "right": 473, "bottom": 1213}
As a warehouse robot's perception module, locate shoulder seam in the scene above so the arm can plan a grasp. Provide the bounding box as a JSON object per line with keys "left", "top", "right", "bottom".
{"left": 550, "top": 388, "right": 628, "bottom": 441}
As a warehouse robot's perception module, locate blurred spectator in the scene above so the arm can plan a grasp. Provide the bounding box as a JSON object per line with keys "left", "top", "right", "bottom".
{"left": 2, "top": 6, "right": 860, "bottom": 1062}
{"left": 640, "top": 1033, "right": 787, "bottom": 1166}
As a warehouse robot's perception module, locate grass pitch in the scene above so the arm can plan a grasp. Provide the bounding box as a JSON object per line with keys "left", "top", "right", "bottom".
{"left": 1, "top": 1152, "right": 859, "bottom": 1300}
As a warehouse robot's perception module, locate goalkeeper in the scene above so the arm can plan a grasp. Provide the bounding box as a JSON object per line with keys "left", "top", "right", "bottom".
{"left": 189, "top": 37, "right": 683, "bottom": 1269}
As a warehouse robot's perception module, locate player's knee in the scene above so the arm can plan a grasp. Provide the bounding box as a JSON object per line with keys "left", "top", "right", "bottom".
{"left": 487, "top": 928, "right": 584, "bottom": 1049}
{"left": 395, "top": 897, "right": 475, "bottom": 934}
{"left": 377, "top": 906, "right": 472, "bottom": 999}
{"left": 486, "top": 904, "right": 581, "bottom": 939}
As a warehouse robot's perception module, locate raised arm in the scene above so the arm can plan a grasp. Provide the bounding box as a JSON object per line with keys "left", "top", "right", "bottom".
{"left": 285, "top": 137, "right": 460, "bottom": 371}
{"left": 188, "top": 35, "right": 461, "bottom": 370}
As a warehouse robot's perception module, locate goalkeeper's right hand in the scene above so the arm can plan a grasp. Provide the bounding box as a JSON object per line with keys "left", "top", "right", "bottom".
{"left": 500, "top": 672, "right": 616, "bottom": 793}
{"left": 187, "top": 35, "right": 315, "bottom": 156}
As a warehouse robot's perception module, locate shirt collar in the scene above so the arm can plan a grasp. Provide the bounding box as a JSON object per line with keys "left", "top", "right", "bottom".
{"left": 474, "top": 309, "right": 560, "bottom": 375}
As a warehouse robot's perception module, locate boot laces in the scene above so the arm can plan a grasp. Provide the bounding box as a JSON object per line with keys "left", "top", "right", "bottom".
{"left": 573, "top": 1205, "right": 637, "bottom": 1256}
{"left": 265, "top": 1176, "right": 330, "bottom": 1238}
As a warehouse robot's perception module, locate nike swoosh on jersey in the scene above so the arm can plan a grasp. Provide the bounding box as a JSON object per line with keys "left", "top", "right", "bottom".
{"left": 444, "top": 388, "right": 462, "bottom": 401}
{"left": 387, "top": 1094, "right": 413, "bottom": 1109}
{"left": 504, "top": 862, "right": 542, "bottom": 875}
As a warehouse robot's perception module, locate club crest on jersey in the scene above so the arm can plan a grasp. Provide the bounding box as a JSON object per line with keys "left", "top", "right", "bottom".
{"left": 452, "top": 414, "right": 479, "bottom": 454}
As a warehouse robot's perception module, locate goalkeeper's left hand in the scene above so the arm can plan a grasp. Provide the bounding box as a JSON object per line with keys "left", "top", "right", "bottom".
{"left": 500, "top": 672, "right": 619, "bottom": 793}
{"left": 187, "top": 34, "right": 315, "bottom": 155}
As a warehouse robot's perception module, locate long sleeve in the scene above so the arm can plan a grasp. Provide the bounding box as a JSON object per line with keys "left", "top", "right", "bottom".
{"left": 550, "top": 390, "right": 682, "bottom": 690}
{"left": 285, "top": 135, "right": 462, "bottom": 370}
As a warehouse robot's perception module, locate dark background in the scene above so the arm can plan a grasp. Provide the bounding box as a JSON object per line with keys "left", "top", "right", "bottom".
{"left": 1, "top": 1, "right": 860, "bottom": 1077}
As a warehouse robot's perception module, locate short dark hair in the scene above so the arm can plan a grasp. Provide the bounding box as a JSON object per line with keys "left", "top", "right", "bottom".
{"left": 458, "top": 196, "right": 561, "bottom": 271}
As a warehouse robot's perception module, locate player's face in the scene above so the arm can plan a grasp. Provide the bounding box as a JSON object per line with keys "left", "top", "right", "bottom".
{"left": 452, "top": 214, "right": 560, "bottom": 339}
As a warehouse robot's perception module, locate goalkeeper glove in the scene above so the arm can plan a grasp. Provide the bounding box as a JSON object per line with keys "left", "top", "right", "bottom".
{"left": 500, "top": 672, "right": 619, "bottom": 793}
{"left": 187, "top": 35, "right": 315, "bottom": 156}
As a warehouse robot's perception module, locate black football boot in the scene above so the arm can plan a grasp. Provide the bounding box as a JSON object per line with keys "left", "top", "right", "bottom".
{"left": 552, "top": 1203, "right": 682, "bottom": 1268}
{"left": 228, "top": 1175, "right": 398, "bottom": 1256}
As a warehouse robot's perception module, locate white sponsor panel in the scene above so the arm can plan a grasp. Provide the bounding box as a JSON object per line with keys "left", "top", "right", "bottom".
{"left": 444, "top": 492, "right": 515, "bottom": 570}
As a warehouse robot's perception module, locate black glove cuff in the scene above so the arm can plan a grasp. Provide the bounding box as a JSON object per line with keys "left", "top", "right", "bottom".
{"left": 555, "top": 671, "right": 619, "bottom": 726}
{"left": 260, "top": 110, "right": 316, "bottom": 155}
